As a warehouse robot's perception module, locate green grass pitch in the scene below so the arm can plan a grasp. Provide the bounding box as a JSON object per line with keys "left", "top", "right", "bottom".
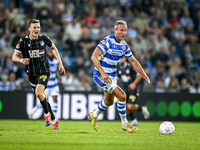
{"left": 0, "top": 120, "right": 199, "bottom": 150}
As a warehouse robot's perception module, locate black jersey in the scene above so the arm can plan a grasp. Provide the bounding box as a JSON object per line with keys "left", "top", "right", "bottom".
{"left": 15, "top": 35, "right": 53, "bottom": 76}
{"left": 118, "top": 62, "right": 138, "bottom": 84}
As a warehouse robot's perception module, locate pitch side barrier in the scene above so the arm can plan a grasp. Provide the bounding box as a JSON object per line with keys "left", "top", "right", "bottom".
{"left": 0, "top": 91, "right": 199, "bottom": 121}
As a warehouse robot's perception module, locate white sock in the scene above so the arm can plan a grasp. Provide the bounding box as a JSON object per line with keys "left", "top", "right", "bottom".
{"left": 53, "top": 102, "right": 58, "bottom": 118}
{"left": 117, "top": 101, "right": 128, "bottom": 125}
{"left": 93, "top": 100, "right": 109, "bottom": 118}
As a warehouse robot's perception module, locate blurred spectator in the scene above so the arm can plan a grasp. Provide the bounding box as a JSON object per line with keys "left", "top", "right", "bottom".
{"left": 126, "top": 21, "right": 138, "bottom": 40}
{"left": 19, "top": 74, "right": 31, "bottom": 91}
{"left": 2, "top": 38, "right": 13, "bottom": 58}
{"left": 74, "top": 0, "right": 85, "bottom": 17}
{"left": 193, "top": 10, "right": 200, "bottom": 32}
{"left": 135, "top": 11, "right": 148, "bottom": 33}
{"left": 146, "top": 20, "right": 162, "bottom": 40}
{"left": 0, "top": 74, "right": 9, "bottom": 91}
{"left": 132, "top": 33, "right": 147, "bottom": 57}
{"left": 180, "top": 9, "right": 194, "bottom": 27}
{"left": 167, "top": 78, "right": 180, "bottom": 93}
{"left": 154, "top": 34, "right": 169, "bottom": 54}
{"left": 63, "top": 17, "right": 82, "bottom": 57}
{"left": 60, "top": 70, "right": 79, "bottom": 91}
{"left": 155, "top": 80, "right": 166, "bottom": 93}
{"left": 180, "top": 78, "right": 189, "bottom": 93}
{"left": 8, "top": 71, "right": 18, "bottom": 91}
{"left": 89, "top": 22, "right": 101, "bottom": 41}
{"left": 171, "top": 22, "right": 185, "bottom": 42}
{"left": 169, "top": 10, "right": 180, "bottom": 28}
{"left": 78, "top": 30, "right": 96, "bottom": 60}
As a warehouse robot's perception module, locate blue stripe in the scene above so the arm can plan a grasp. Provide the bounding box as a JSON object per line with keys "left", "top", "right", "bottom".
{"left": 106, "top": 72, "right": 117, "bottom": 77}
{"left": 98, "top": 105, "right": 105, "bottom": 111}
{"left": 97, "top": 45, "right": 104, "bottom": 53}
{"left": 117, "top": 105, "right": 125, "bottom": 109}
{"left": 101, "top": 61, "right": 116, "bottom": 69}
{"left": 93, "top": 75, "right": 106, "bottom": 87}
{"left": 46, "top": 84, "right": 58, "bottom": 88}
{"left": 49, "top": 77, "right": 56, "bottom": 81}
{"left": 105, "top": 53, "right": 122, "bottom": 61}
{"left": 51, "top": 71, "right": 56, "bottom": 74}
{"left": 100, "top": 101, "right": 108, "bottom": 110}
{"left": 118, "top": 110, "right": 126, "bottom": 114}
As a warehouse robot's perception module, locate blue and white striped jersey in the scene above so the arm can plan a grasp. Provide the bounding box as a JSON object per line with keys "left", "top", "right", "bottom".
{"left": 46, "top": 57, "right": 58, "bottom": 88}
{"left": 94, "top": 34, "right": 133, "bottom": 77}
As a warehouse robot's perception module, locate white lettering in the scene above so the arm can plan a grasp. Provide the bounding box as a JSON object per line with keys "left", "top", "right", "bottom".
{"left": 71, "top": 94, "right": 87, "bottom": 119}
{"left": 88, "top": 94, "right": 104, "bottom": 120}
{"left": 62, "top": 94, "right": 70, "bottom": 119}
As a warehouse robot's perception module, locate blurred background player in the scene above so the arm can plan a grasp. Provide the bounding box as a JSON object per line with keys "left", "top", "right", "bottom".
{"left": 29, "top": 49, "right": 60, "bottom": 119}
{"left": 117, "top": 57, "right": 150, "bottom": 126}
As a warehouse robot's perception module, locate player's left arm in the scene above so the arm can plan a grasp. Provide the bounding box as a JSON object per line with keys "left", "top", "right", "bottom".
{"left": 129, "top": 74, "right": 142, "bottom": 90}
{"left": 127, "top": 56, "right": 150, "bottom": 83}
{"left": 51, "top": 44, "right": 65, "bottom": 74}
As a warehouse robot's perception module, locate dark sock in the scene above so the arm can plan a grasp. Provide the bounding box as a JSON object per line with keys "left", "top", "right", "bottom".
{"left": 127, "top": 111, "right": 135, "bottom": 120}
{"left": 137, "top": 107, "right": 142, "bottom": 112}
{"left": 47, "top": 101, "right": 55, "bottom": 121}
{"left": 40, "top": 98, "right": 49, "bottom": 114}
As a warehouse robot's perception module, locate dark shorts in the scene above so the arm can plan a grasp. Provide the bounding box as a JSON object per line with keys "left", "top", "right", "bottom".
{"left": 28, "top": 73, "right": 50, "bottom": 92}
{"left": 125, "top": 88, "right": 140, "bottom": 104}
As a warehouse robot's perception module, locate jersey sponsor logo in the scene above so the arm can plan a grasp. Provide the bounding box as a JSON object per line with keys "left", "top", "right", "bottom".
{"left": 28, "top": 49, "right": 44, "bottom": 58}
{"left": 40, "top": 75, "right": 47, "bottom": 81}
{"left": 16, "top": 44, "right": 20, "bottom": 49}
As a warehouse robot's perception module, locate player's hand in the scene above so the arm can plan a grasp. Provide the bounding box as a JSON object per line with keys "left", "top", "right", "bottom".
{"left": 59, "top": 63, "right": 65, "bottom": 74}
{"left": 102, "top": 73, "right": 112, "bottom": 84}
{"left": 22, "top": 58, "right": 30, "bottom": 65}
{"left": 143, "top": 74, "right": 150, "bottom": 84}
{"left": 129, "top": 83, "right": 136, "bottom": 90}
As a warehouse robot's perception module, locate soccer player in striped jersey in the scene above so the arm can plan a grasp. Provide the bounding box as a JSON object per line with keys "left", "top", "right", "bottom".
{"left": 12, "top": 19, "right": 65, "bottom": 130}
{"left": 89, "top": 20, "right": 150, "bottom": 133}
{"left": 29, "top": 49, "right": 60, "bottom": 119}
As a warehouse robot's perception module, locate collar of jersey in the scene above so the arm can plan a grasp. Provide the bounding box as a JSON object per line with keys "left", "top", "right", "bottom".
{"left": 29, "top": 35, "right": 38, "bottom": 41}
{"left": 112, "top": 34, "right": 120, "bottom": 43}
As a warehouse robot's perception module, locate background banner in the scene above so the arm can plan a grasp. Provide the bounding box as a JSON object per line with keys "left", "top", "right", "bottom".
{"left": 0, "top": 91, "right": 199, "bottom": 121}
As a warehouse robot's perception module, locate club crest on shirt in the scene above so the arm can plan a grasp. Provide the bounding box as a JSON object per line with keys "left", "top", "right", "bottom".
{"left": 102, "top": 40, "right": 107, "bottom": 44}
{"left": 40, "top": 41, "right": 44, "bottom": 46}
{"left": 122, "top": 45, "right": 126, "bottom": 50}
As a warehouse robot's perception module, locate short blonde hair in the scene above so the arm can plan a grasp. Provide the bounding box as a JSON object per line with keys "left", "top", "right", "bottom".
{"left": 114, "top": 20, "right": 127, "bottom": 29}
{"left": 28, "top": 19, "right": 40, "bottom": 27}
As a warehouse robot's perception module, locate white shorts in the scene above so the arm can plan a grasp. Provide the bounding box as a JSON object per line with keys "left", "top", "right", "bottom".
{"left": 45, "top": 85, "right": 60, "bottom": 98}
{"left": 93, "top": 75, "right": 118, "bottom": 94}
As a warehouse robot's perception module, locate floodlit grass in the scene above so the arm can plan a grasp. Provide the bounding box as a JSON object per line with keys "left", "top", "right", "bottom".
{"left": 0, "top": 120, "right": 199, "bottom": 150}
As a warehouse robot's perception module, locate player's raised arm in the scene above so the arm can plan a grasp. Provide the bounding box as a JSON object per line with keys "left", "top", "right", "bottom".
{"left": 51, "top": 44, "right": 65, "bottom": 75}
{"left": 127, "top": 56, "right": 150, "bottom": 83}
{"left": 12, "top": 51, "right": 30, "bottom": 65}
{"left": 91, "top": 47, "right": 112, "bottom": 84}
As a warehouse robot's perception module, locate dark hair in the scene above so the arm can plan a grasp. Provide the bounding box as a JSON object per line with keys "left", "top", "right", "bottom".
{"left": 28, "top": 19, "right": 40, "bottom": 27}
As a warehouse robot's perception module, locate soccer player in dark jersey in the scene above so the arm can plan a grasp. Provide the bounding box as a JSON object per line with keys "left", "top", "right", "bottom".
{"left": 12, "top": 19, "right": 65, "bottom": 130}
{"left": 118, "top": 57, "right": 150, "bottom": 126}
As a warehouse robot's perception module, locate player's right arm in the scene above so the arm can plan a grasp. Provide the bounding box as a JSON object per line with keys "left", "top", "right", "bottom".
{"left": 91, "top": 47, "right": 112, "bottom": 84}
{"left": 12, "top": 51, "right": 30, "bottom": 65}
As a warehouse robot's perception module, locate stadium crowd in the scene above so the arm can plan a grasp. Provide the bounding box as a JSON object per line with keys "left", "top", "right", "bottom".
{"left": 0, "top": 0, "right": 200, "bottom": 93}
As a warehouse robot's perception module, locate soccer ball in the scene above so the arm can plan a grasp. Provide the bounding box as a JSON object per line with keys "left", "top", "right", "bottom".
{"left": 159, "top": 121, "right": 175, "bottom": 135}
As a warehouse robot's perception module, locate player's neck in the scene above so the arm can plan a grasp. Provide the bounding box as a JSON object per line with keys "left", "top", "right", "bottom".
{"left": 29, "top": 34, "right": 38, "bottom": 40}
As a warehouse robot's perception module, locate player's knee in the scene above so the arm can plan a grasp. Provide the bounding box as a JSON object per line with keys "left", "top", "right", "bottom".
{"left": 35, "top": 91, "right": 43, "bottom": 99}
